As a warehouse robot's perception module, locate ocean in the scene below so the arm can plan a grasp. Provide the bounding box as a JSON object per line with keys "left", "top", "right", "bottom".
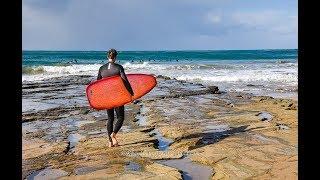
{"left": 22, "top": 49, "right": 298, "bottom": 99}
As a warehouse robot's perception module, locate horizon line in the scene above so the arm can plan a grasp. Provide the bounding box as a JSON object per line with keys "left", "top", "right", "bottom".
{"left": 22, "top": 48, "right": 298, "bottom": 52}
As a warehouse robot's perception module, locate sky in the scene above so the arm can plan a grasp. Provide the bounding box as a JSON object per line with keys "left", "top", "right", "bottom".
{"left": 23, "top": 0, "right": 297, "bottom": 51}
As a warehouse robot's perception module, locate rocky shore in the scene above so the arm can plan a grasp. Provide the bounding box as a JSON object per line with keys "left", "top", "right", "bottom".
{"left": 22, "top": 75, "right": 297, "bottom": 179}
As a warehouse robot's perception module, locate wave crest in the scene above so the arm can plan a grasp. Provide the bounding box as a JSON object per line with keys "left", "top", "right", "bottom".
{"left": 22, "top": 66, "right": 45, "bottom": 74}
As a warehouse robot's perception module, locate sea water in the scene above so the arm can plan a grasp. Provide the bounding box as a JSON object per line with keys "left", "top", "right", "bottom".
{"left": 22, "top": 49, "right": 298, "bottom": 99}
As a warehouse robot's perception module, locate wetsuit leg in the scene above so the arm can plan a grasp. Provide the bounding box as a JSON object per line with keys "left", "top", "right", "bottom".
{"left": 106, "top": 108, "right": 115, "bottom": 142}
{"left": 114, "top": 106, "right": 125, "bottom": 133}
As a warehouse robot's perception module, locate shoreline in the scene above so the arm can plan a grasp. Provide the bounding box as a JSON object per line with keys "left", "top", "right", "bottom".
{"left": 22, "top": 74, "right": 297, "bottom": 179}
{"left": 22, "top": 73, "right": 298, "bottom": 102}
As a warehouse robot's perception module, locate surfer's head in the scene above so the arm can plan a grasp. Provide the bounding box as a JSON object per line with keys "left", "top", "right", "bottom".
{"left": 107, "top": 49, "right": 118, "bottom": 62}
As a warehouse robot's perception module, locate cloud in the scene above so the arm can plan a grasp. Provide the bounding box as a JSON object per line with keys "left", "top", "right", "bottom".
{"left": 206, "top": 13, "right": 222, "bottom": 24}
{"left": 202, "top": 9, "right": 297, "bottom": 39}
{"left": 230, "top": 10, "right": 297, "bottom": 34}
{"left": 232, "top": 11, "right": 280, "bottom": 27}
{"left": 23, "top": 1, "right": 71, "bottom": 49}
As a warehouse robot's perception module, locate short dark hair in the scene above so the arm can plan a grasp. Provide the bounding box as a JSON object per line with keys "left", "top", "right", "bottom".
{"left": 108, "top": 49, "right": 118, "bottom": 59}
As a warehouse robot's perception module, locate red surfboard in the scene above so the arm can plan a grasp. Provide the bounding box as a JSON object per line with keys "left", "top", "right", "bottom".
{"left": 86, "top": 74, "right": 157, "bottom": 110}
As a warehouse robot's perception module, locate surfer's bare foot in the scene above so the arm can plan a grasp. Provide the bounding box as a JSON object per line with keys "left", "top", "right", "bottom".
{"left": 108, "top": 141, "right": 114, "bottom": 148}
{"left": 111, "top": 132, "right": 119, "bottom": 146}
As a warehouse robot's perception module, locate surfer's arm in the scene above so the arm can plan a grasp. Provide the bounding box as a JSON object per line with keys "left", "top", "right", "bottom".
{"left": 97, "top": 68, "right": 102, "bottom": 80}
{"left": 120, "top": 66, "right": 134, "bottom": 96}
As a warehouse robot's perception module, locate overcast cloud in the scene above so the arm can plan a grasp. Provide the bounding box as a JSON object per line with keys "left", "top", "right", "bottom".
{"left": 23, "top": 0, "right": 297, "bottom": 50}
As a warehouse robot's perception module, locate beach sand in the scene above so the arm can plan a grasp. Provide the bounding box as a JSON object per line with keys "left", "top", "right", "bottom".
{"left": 22, "top": 75, "right": 297, "bottom": 179}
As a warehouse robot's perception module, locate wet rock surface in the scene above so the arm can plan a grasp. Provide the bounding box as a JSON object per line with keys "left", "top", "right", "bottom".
{"left": 22, "top": 75, "right": 297, "bottom": 179}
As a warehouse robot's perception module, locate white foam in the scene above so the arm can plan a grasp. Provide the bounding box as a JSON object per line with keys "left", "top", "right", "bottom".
{"left": 22, "top": 64, "right": 102, "bottom": 82}
{"left": 22, "top": 62, "right": 298, "bottom": 90}
{"left": 175, "top": 69, "right": 297, "bottom": 83}
{"left": 43, "top": 64, "right": 102, "bottom": 74}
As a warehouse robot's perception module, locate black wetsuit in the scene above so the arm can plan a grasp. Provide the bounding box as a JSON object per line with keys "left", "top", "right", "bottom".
{"left": 97, "top": 62, "right": 134, "bottom": 142}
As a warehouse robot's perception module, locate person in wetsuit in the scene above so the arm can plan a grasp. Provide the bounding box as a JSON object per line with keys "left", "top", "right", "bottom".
{"left": 97, "top": 49, "right": 134, "bottom": 147}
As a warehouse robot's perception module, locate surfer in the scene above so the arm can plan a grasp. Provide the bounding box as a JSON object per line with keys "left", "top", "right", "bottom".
{"left": 97, "top": 49, "right": 134, "bottom": 147}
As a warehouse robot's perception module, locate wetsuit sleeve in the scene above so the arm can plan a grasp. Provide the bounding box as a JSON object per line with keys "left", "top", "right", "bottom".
{"left": 120, "top": 66, "right": 134, "bottom": 96}
{"left": 97, "top": 67, "right": 102, "bottom": 80}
